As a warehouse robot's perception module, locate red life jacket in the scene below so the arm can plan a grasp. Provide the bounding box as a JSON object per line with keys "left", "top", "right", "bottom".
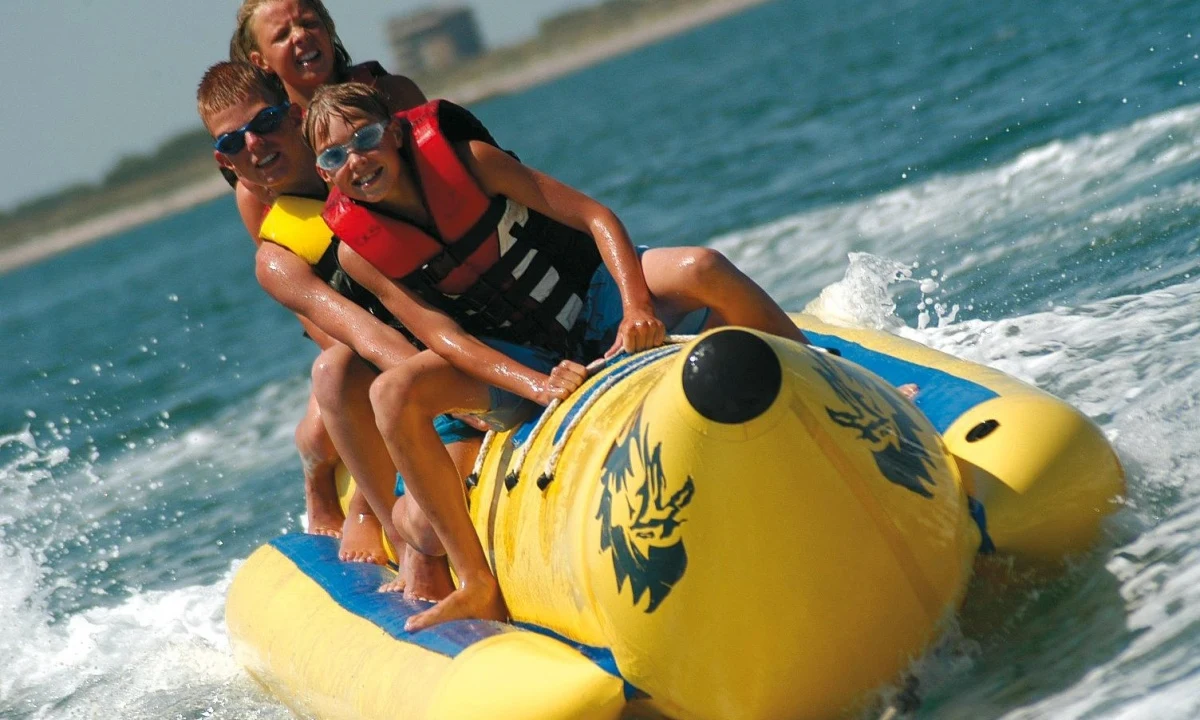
{"left": 323, "top": 100, "right": 601, "bottom": 356}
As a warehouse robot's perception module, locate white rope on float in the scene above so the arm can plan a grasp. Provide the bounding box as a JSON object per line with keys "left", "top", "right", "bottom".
{"left": 498, "top": 334, "right": 697, "bottom": 491}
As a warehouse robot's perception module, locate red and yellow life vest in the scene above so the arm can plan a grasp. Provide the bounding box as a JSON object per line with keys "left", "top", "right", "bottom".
{"left": 322, "top": 100, "right": 601, "bottom": 356}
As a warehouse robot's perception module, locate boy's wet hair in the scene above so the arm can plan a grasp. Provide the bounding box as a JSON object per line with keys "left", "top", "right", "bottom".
{"left": 304, "top": 82, "right": 391, "bottom": 149}
{"left": 196, "top": 61, "right": 288, "bottom": 132}
{"left": 230, "top": 0, "right": 352, "bottom": 81}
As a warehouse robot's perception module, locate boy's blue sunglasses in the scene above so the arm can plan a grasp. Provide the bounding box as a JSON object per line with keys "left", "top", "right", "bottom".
{"left": 316, "top": 121, "right": 388, "bottom": 172}
{"left": 213, "top": 102, "right": 291, "bottom": 155}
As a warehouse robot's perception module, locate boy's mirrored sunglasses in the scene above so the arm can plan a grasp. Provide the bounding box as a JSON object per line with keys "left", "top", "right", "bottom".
{"left": 316, "top": 122, "right": 388, "bottom": 172}
{"left": 213, "top": 102, "right": 290, "bottom": 155}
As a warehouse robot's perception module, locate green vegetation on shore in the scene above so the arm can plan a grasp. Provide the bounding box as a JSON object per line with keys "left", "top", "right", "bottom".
{"left": 0, "top": 130, "right": 219, "bottom": 249}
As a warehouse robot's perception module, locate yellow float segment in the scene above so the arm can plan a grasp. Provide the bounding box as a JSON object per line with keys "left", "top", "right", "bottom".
{"left": 226, "top": 542, "right": 625, "bottom": 720}
{"left": 231, "top": 317, "right": 1124, "bottom": 720}
{"left": 790, "top": 313, "right": 1126, "bottom": 565}
{"left": 475, "top": 332, "right": 977, "bottom": 719}
{"left": 944, "top": 394, "right": 1125, "bottom": 561}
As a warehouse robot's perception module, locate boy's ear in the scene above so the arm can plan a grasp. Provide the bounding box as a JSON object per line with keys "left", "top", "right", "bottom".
{"left": 214, "top": 150, "right": 236, "bottom": 171}
{"left": 316, "top": 165, "right": 333, "bottom": 184}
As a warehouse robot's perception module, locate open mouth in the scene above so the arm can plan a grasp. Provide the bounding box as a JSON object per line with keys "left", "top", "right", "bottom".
{"left": 352, "top": 167, "right": 384, "bottom": 189}
{"left": 255, "top": 152, "right": 281, "bottom": 169}
{"left": 296, "top": 49, "right": 322, "bottom": 70}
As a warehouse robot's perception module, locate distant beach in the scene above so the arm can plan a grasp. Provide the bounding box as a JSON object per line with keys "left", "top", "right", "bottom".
{"left": 0, "top": 0, "right": 770, "bottom": 275}
{"left": 0, "top": 176, "right": 232, "bottom": 274}
{"left": 446, "top": 0, "right": 773, "bottom": 105}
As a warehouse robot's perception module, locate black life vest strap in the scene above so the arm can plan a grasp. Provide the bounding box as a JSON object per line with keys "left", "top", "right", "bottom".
{"left": 531, "top": 274, "right": 582, "bottom": 332}
{"left": 313, "top": 239, "right": 342, "bottom": 284}
{"left": 416, "top": 195, "right": 509, "bottom": 286}
{"left": 456, "top": 247, "right": 557, "bottom": 328}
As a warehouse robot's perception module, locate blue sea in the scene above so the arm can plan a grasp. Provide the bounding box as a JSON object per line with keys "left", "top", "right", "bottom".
{"left": 3, "top": 0, "right": 1200, "bottom": 716}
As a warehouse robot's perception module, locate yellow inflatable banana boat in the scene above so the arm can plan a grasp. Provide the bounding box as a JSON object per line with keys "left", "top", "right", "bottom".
{"left": 227, "top": 320, "right": 1124, "bottom": 720}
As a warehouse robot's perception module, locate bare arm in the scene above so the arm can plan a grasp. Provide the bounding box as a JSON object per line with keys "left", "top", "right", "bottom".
{"left": 336, "top": 242, "right": 575, "bottom": 404}
{"left": 462, "top": 141, "right": 665, "bottom": 355}
{"left": 239, "top": 186, "right": 343, "bottom": 346}
{"left": 255, "top": 242, "right": 418, "bottom": 371}
{"left": 234, "top": 182, "right": 271, "bottom": 246}
{"left": 296, "top": 315, "right": 336, "bottom": 349}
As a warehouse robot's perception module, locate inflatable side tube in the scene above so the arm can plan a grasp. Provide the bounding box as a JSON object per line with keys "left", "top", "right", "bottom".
{"left": 793, "top": 314, "right": 1125, "bottom": 564}
{"left": 226, "top": 534, "right": 626, "bottom": 720}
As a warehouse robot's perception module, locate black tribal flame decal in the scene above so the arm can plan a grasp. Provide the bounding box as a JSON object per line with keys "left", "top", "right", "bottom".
{"left": 596, "top": 408, "right": 694, "bottom": 612}
{"left": 811, "top": 351, "right": 937, "bottom": 498}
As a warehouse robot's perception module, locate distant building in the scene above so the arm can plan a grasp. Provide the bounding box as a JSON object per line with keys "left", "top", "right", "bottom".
{"left": 388, "top": 6, "right": 485, "bottom": 77}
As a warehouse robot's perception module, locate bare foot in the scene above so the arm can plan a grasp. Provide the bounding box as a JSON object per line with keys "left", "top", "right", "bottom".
{"left": 305, "top": 465, "right": 344, "bottom": 538}
{"left": 402, "top": 546, "right": 455, "bottom": 602}
{"left": 404, "top": 571, "right": 508, "bottom": 632}
{"left": 897, "top": 383, "right": 919, "bottom": 401}
{"left": 339, "top": 512, "right": 389, "bottom": 564}
{"left": 378, "top": 575, "right": 406, "bottom": 594}
{"left": 308, "top": 508, "right": 344, "bottom": 539}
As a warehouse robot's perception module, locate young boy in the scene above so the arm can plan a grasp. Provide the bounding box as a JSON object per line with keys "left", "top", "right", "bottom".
{"left": 304, "top": 82, "right": 809, "bottom": 630}
{"left": 196, "top": 61, "right": 482, "bottom": 597}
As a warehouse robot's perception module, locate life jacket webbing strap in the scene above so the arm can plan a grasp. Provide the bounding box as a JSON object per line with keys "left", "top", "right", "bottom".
{"left": 418, "top": 196, "right": 509, "bottom": 285}
{"left": 313, "top": 239, "right": 341, "bottom": 283}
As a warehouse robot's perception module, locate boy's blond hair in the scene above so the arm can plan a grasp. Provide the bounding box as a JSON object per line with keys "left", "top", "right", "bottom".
{"left": 303, "top": 82, "right": 392, "bottom": 149}
{"left": 230, "top": 0, "right": 352, "bottom": 80}
{"left": 196, "top": 61, "right": 288, "bottom": 133}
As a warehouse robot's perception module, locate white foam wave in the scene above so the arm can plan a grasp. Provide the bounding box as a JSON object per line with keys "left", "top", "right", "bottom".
{"left": 913, "top": 279, "right": 1200, "bottom": 513}
{"left": 710, "top": 103, "right": 1200, "bottom": 307}
{"left": 0, "top": 376, "right": 317, "bottom": 718}
{"left": 803, "top": 258, "right": 1200, "bottom": 718}
{"left": 3, "top": 378, "right": 311, "bottom": 535}
{"left": 0, "top": 549, "right": 286, "bottom": 720}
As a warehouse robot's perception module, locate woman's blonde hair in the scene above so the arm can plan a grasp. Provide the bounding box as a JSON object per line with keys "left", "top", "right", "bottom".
{"left": 230, "top": 0, "right": 352, "bottom": 81}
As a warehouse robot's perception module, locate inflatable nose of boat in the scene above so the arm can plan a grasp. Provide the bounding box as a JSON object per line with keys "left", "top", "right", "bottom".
{"left": 681, "top": 328, "right": 782, "bottom": 424}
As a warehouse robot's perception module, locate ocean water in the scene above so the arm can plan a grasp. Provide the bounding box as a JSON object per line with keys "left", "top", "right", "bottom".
{"left": 2, "top": 0, "right": 1199, "bottom": 717}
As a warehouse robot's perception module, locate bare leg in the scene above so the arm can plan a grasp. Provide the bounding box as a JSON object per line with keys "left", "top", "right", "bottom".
{"left": 295, "top": 390, "right": 344, "bottom": 537}
{"left": 371, "top": 351, "right": 507, "bottom": 631}
{"left": 375, "top": 542, "right": 457, "bottom": 602}
{"left": 640, "top": 247, "right": 808, "bottom": 344}
{"left": 389, "top": 437, "right": 480, "bottom": 600}
{"left": 314, "top": 344, "right": 483, "bottom": 590}
{"left": 312, "top": 345, "right": 402, "bottom": 560}
{"left": 340, "top": 488, "right": 389, "bottom": 564}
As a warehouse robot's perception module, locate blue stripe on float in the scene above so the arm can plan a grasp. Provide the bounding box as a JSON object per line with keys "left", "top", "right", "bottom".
{"left": 270, "top": 533, "right": 512, "bottom": 658}
{"left": 268, "top": 534, "right": 645, "bottom": 698}
{"left": 804, "top": 331, "right": 998, "bottom": 434}
{"left": 513, "top": 621, "right": 646, "bottom": 700}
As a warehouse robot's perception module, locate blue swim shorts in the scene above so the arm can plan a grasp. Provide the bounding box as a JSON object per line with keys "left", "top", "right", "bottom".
{"left": 578, "top": 246, "right": 711, "bottom": 360}
{"left": 397, "top": 413, "right": 485, "bottom": 496}
{"left": 475, "top": 337, "right": 561, "bottom": 430}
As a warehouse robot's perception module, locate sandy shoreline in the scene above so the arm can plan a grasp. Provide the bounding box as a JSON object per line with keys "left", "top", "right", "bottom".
{"left": 0, "top": 176, "right": 232, "bottom": 274}
{"left": 0, "top": 0, "right": 771, "bottom": 276}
